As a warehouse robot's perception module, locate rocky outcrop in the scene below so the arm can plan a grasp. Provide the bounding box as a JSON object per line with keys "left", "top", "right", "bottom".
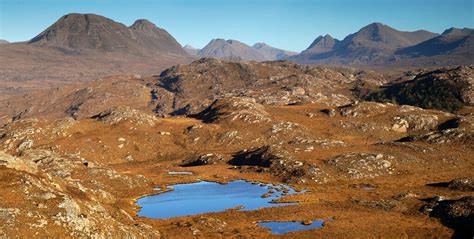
{"left": 195, "top": 97, "right": 271, "bottom": 124}
{"left": 391, "top": 114, "right": 439, "bottom": 132}
{"left": 399, "top": 114, "right": 474, "bottom": 147}
{"left": 448, "top": 177, "right": 474, "bottom": 191}
{"left": 324, "top": 153, "right": 396, "bottom": 179}
{"left": 181, "top": 153, "right": 225, "bottom": 167}
{"left": 0, "top": 147, "right": 160, "bottom": 237}
{"left": 0, "top": 151, "right": 38, "bottom": 174}
{"left": 367, "top": 66, "right": 474, "bottom": 112}
{"left": 421, "top": 196, "right": 474, "bottom": 238}
{"left": 230, "top": 146, "right": 327, "bottom": 183}
{"left": 92, "top": 106, "right": 158, "bottom": 126}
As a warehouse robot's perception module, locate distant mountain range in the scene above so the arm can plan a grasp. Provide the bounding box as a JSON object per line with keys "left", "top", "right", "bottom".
{"left": 184, "top": 40, "right": 297, "bottom": 61}
{"left": 290, "top": 23, "right": 473, "bottom": 66}
{"left": 1, "top": 13, "right": 472, "bottom": 91}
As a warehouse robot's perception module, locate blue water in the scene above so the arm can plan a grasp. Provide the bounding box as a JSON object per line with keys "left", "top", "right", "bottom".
{"left": 136, "top": 180, "right": 299, "bottom": 218}
{"left": 168, "top": 171, "right": 193, "bottom": 175}
{"left": 258, "top": 221, "right": 324, "bottom": 235}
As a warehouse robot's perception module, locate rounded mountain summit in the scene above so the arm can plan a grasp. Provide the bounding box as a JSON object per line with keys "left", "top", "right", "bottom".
{"left": 29, "top": 13, "right": 188, "bottom": 56}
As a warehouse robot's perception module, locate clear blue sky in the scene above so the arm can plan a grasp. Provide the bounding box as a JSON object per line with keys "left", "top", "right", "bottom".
{"left": 0, "top": 0, "right": 473, "bottom": 52}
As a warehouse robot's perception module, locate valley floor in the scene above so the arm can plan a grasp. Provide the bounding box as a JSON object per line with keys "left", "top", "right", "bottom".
{"left": 1, "top": 102, "right": 472, "bottom": 238}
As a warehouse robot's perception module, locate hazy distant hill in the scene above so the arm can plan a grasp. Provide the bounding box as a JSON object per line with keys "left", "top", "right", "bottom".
{"left": 198, "top": 39, "right": 267, "bottom": 61}
{"left": 183, "top": 44, "right": 199, "bottom": 56}
{"left": 252, "top": 43, "right": 297, "bottom": 60}
{"left": 0, "top": 40, "right": 9, "bottom": 44}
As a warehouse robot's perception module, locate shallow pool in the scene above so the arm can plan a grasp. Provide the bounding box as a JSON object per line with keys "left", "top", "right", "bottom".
{"left": 136, "top": 180, "right": 299, "bottom": 218}
{"left": 258, "top": 220, "right": 324, "bottom": 235}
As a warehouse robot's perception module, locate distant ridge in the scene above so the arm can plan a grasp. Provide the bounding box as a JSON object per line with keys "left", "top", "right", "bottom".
{"left": 397, "top": 27, "right": 474, "bottom": 57}
{"left": 252, "top": 43, "right": 297, "bottom": 60}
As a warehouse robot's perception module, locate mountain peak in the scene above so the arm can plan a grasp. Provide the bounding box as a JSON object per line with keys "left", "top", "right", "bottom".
{"left": 29, "top": 13, "right": 129, "bottom": 50}
{"left": 252, "top": 42, "right": 269, "bottom": 49}
{"left": 442, "top": 27, "right": 474, "bottom": 36}
{"left": 130, "top": 19, "right": 156, "bottom": 29}
{"left": 226, "top": 39, "right": 243, "bottom": 44}
{"left": 28, "top": 13, "right": 187, "bottom": 56}
{"left": 342, "top": 22, "right": 438, "bottom": 50}
{"left": 302, "top": 34, "right": 338, "bottom": 54}
{"left": 184, "top": 44, "right": 196, "bottom": 50}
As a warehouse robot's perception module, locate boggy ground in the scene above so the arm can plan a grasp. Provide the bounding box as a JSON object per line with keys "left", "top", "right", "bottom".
{"left": 0, "top": 97, "right": 472, "bottom": 238}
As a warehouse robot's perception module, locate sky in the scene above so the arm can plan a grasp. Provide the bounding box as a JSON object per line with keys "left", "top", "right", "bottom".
{"left": 0, "top": 0, "right": 473, "bottom": 52}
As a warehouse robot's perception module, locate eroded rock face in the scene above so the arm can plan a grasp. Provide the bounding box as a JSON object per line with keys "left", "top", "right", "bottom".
{"left": 92, "top": 106, "right": 158, "bottom": 126}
